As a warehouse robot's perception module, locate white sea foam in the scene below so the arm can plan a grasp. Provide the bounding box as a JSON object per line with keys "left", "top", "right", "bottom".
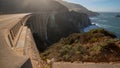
{"left": 90, "top": 12, "right": 120, "bottom": 38}
{"left": 84, "top": 24, "right": 99, "bottom": 32}
{"left": 98, "top": 19, "right": 107, "bottom": 22}
{"left": 90, "top": 17, "right": 99, "bottom": 20}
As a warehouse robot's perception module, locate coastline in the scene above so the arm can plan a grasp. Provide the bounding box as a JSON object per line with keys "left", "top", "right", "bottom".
{"left": 84, "top": 23, "right": 100, "bottom": 32}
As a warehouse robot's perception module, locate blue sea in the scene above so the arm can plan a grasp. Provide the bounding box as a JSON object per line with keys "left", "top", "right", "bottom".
{"left": 84, "top": 12, "right": 120, "bottom": 38}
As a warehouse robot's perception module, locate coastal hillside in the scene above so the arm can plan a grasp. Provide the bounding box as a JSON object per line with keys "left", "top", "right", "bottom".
{"left": 41, "top": 29, "right": 120, "bottom": 62}
{"left": 56, "top": 0, "right": 99, "bottom": 16}
{"left": 0, "top": 0, "right": 69, "bottom": 13}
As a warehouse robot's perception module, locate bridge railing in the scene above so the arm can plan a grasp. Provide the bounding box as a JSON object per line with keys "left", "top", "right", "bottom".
{"left": 7, "top": 14, "right": 31, "bottom": 47}
{"left": 8, "top": 21, "right": 23, "bottom": 47}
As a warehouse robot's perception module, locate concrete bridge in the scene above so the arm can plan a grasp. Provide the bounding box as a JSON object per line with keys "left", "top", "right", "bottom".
{"left": 0, "top": 12, "right": 57, "bottom": 68}
{"left": 0, "top": 13, "right": 43, "bottom": 68}
{"left": 0, "top": 13, "right": 120, "bottom": 68}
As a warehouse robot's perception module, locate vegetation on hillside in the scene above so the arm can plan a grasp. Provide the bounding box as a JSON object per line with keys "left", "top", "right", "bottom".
{"left": 40, "top": 29, "right": 120, "bottom": 62}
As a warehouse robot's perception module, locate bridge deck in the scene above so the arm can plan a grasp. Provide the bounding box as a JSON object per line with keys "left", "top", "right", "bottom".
{"left": 0, "top": 13, "right": 30, "bottom": 30}
{"left": 0, "top": 13, "right": 32, "bottom": 68}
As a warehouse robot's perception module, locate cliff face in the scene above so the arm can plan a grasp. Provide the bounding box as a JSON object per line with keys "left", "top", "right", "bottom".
{"left": 24, "top": 0, "right": 91, "bottom": 50}
{"left": 47, "top": 11, "right": 91, "bottom": 43}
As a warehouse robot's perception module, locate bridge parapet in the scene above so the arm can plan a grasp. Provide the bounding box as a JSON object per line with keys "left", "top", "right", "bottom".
{"left": 0, "top": 13, "right": 42, "bottom": 68}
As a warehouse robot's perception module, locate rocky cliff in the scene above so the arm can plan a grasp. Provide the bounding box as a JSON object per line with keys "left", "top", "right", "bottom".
{"left": 21, "top": 0, "right": 91, "bottom": 51}
{"left": 47, "top": 11, "right": 91, "bottom": 43}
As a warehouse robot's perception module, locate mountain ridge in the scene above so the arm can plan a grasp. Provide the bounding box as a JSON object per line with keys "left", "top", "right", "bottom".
{"left": 56, "top": 0, "right": 99, "bottom": 16}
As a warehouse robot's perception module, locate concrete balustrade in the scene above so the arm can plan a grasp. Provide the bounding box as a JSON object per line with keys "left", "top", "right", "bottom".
{"left": 8, "top": 21, "right": 23, "bottom": 47}
{"left": 0, "top": 13, "right": 33, "bottom": 68}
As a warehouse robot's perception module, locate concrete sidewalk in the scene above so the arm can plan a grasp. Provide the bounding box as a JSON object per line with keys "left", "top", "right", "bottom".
{"left": 52, "top": 62, "right": 120, "bottom": 68}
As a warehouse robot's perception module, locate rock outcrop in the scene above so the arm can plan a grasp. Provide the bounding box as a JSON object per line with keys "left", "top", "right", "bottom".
{"left": 116, "top": 15, "right": 120, "bottom": 17}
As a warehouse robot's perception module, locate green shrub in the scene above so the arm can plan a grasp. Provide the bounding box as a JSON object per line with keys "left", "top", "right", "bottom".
{"left": 89, "top": 45, "right": 103, "bottom": 55}
{"left": 89, "top": 37, "right": 98, "bottom": 43}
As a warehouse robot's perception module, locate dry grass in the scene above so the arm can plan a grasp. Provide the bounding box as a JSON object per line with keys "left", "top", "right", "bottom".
{"left": 40, "top": 29, "right": 120, "bottom": 62}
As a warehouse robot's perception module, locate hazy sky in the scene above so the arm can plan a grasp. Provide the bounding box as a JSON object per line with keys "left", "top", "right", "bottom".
{"left": 64, "top": 0, "right": 120, "bottom": 12}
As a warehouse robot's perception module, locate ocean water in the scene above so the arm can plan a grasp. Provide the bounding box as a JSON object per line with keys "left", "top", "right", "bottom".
{"left": 84, "top": 12, "right": 120, "bottom": 38}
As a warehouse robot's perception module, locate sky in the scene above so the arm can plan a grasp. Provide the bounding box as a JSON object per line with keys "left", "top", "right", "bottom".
{"left": 64, "top": 0, "right": 120, "bottom": 12}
